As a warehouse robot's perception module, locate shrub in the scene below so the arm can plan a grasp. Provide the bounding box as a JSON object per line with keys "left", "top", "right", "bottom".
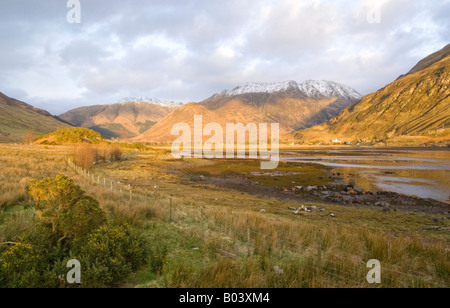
{"left": 74, "top": 144, "right": 97, "bottom": 170}
{"left": 1, "top": 243, "right": 43, "bottom": 288}
{"left": 149, "top": 244, "right": 169, "bottom": 276}
{"left": 74, "top": 144, "right": 123, "bottom": 170}
{"left": 109, "top": 146, "right": 122, "bottom": 161}
{"left": 1, "top": 174, "right": 147, "bottom": 288}
{"left": 28, "top": 174, "right": 106, "bottom": 241}
{"left": 73, "top": 224, "right": 147, "bottom": 287}
{"left": 36, "top": 127, "right": 103, "bottom": 144}
{"left": 59, "top": 196, "right": 107, "bottom": 240}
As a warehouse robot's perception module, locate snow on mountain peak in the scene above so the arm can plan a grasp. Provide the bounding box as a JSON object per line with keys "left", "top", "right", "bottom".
{"left": 118, "top": 97, "right": 183, "bottom": 107}
{"left": 218, "top": 80, "right": 362, "bottom": 100}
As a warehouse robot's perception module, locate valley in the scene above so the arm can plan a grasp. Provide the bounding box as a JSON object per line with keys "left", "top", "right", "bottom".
{"left": 0, "top": 36, "right": 449, "bottom": 289}
{"left": 1, "top": 143, "right": 448, "bottom": 288}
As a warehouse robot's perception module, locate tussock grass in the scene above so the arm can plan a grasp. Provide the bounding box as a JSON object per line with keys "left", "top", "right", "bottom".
{"left": 0, "top": 144, "right": 448, "bottom": 288}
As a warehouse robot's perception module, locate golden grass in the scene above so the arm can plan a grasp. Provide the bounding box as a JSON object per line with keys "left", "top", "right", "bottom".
{"left": 0, "top": 143, "right": 448, "bottom": 288}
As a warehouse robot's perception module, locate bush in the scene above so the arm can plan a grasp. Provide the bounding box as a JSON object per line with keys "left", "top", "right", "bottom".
{"left": 74, "top": 144, "right": 97, "bottom": 170}
{"left": 74, "top": 144, "right": 123, "bottom": 170}
{"left": 29, "top": 174, "right": 85, "bottom": 224}
{"left": 0, "top": 174, "right": 147, "bottom": 288}
{"left": 109, "top": 146, "right": 123, "bottom": 161}
{"left": 149, "top": 244, "right": 169, "bottom": 276}
{"left": 73, "top": 224, "right": 147, "bottom": 287}
{"left": 28, "top": 174, "right": 106, "bottom": 241}
{"left": 1, "top": 243, "right": 43, "bottom": 288}
{"left": 36, "top": 127, "right": 103, "bottom": 144}
{"left": 59, "top": 196, "right": 107, "bottom": 240}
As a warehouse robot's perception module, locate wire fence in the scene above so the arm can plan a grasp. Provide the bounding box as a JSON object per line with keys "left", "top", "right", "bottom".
{"left": 66, "top": 159, "right": 449, "bottom": 288}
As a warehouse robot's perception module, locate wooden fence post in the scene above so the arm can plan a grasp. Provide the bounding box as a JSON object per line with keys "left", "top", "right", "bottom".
{"left": 169, "top": 198, "right": 172, "bottom": 222}
{"left": 247, "top": 226, "right": 251, "bottom": 257}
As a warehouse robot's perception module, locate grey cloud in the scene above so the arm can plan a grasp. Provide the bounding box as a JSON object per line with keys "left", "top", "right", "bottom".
{"left": 0, "top": 0, "right": 448, "bottom": 114}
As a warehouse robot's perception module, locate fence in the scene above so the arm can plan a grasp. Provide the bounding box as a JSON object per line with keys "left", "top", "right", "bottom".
{"left": 67, "top": 158, "right": 160, "bottom": 203}
{"left": 66, "top": 159, "right": 448, "bottom": 288}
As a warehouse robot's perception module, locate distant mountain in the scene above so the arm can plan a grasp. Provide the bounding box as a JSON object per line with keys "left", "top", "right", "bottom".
{"left": 218, "top": 80, "right": 361, "bottom": 101}
{"left": 295, "top": 45, "right": 450, "bottom": 144}
{"left": 59, "top": 100, "right": 182, "bottom": 139}
{"left": 0, "top": 92, "right": 71, "bottom": 143}
{"left": 117, "top": 97, "right": 183, "bottom": 107}
{"left": 134, "top": 80, "right": 361, "bottom": 143}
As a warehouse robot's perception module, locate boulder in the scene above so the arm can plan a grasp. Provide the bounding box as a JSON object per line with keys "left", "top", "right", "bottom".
{"left": 375, "top": 201, "right": 391, "bottom": 208}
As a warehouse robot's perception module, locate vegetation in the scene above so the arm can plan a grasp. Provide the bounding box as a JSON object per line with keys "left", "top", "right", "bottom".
{"left": 28, "top": 174, "right": 107, "bottom": 240}
{"left": 91, "top": 125, "right": 122, "bottom": 139}
{"left": 91, "top": 124, "right": 135, "bottom": 139}
{"left": 36, "top": 127, "right": 103, "bottom": 145}
{"left": 0, "top": 144, "right": 448, "bottom": 288}
{"left": 138, "top": 121, "right": 157, "bottom": 134}
{"left": 0, "top": 92, "right": 70, "bottom": 143}
{"left": 73, "top": 144, "right": 123, "bottom": 170}
{"left": 0, "top": 170, "right": 147, "bottom": 288}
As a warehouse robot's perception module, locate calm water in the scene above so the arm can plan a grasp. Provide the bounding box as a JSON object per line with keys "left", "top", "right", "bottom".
{"left": 282, "top": 148, "right": 450, "bottom": 204}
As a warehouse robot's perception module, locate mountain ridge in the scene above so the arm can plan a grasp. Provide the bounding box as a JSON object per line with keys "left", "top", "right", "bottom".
{"left": 294, "top": 46, "right": 450, "bottom": 145}
{"left": 0, "top": 92, "right": 71, "bottom": 143}
{"left": 215, "top": 80, "right": 362, "bottom": 101}
{"left": 133, "top": 80, "right": 361, "bottom": 143}
{"left": 60, "top": 100, "right": 181, "bottom": 139}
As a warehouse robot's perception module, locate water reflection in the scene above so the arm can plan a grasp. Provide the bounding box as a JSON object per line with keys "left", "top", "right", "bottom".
{"left": 282, "top": 149, "right": 450, "bottom": 204}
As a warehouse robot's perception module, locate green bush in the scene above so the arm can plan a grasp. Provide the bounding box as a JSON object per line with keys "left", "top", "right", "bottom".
{"left": 149, "top": 244, "right": 169, "bottom": 276}
{"left": 73, "top": 224, "right": 147, "bottom": 287}
{"left": 1, "top": 243, "right": 43, "bottom": 288}
{"left": 28, "top": 174, "right": 106, "bottom": 241}
{"left": 0, "top": 175, "right": 148, "bottom": 288}
{"left": 36, "top": 127, "right": 103, "bottom": 144}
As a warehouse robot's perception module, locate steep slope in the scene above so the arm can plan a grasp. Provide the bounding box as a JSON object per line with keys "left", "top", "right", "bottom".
{"left": 295, "top": 49, "right": 450, "bottom": 144}
{"left": 134, "top": 80, "right": 361, "bottom": 143}
{"left": 60, "top": 99, "right": 181, "bottom": 139}
{"left": 402, "top": 44, "right": 450, "bottom": 77}
{"left": 0, "top": 92, "right": 71, "bottom": 143}
{"left": 133, "top": 103, "right": 222, "bottom": 143}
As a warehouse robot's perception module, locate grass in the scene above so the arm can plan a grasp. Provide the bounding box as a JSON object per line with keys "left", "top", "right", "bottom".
{"left": 181, "top": 159, "right": 333, "bottom": 188}
{"left": 0, "top": 143, "right": 448, "bottom": 288}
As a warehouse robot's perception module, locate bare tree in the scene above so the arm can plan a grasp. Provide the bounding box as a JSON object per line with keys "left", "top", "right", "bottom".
{"left": 23, "top": 128, "right": 35, "bottom": 145}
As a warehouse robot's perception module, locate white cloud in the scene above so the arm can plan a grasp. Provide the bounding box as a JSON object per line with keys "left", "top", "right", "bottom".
{"left": 0, "top": 0, "right": 448, "bottom": 114}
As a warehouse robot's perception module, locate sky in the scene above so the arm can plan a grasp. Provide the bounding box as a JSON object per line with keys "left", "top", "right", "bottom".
{"left": 0, "top": 0, "right": 449, "bottom": 114}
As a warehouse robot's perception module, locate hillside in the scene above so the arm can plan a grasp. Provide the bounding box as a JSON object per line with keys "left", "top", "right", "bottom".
{"left": 59, "top": 100, "right": 181, "bottom": 139}
{"left": 402, "top": 44, "right": 450, "bottom": 77}
{"left": 0, "top": 92, "right": 71, "bottom": 143}
{"left": 134, "top": 80, "right": 361, "bottom": 143}
{"left": 294, "top": 47, "right": 450, "bottom": 145}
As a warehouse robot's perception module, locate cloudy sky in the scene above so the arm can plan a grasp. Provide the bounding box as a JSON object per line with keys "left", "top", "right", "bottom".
{"left": 0, "top": 0, "right": 449, "bottom": 114}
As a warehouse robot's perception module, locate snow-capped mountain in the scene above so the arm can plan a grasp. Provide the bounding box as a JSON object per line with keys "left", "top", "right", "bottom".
{"left": 118, "top": 97, "right": 184, "bottom": 107}
{"left": 218, "top": 80, "right": 362, "bottom": 101}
